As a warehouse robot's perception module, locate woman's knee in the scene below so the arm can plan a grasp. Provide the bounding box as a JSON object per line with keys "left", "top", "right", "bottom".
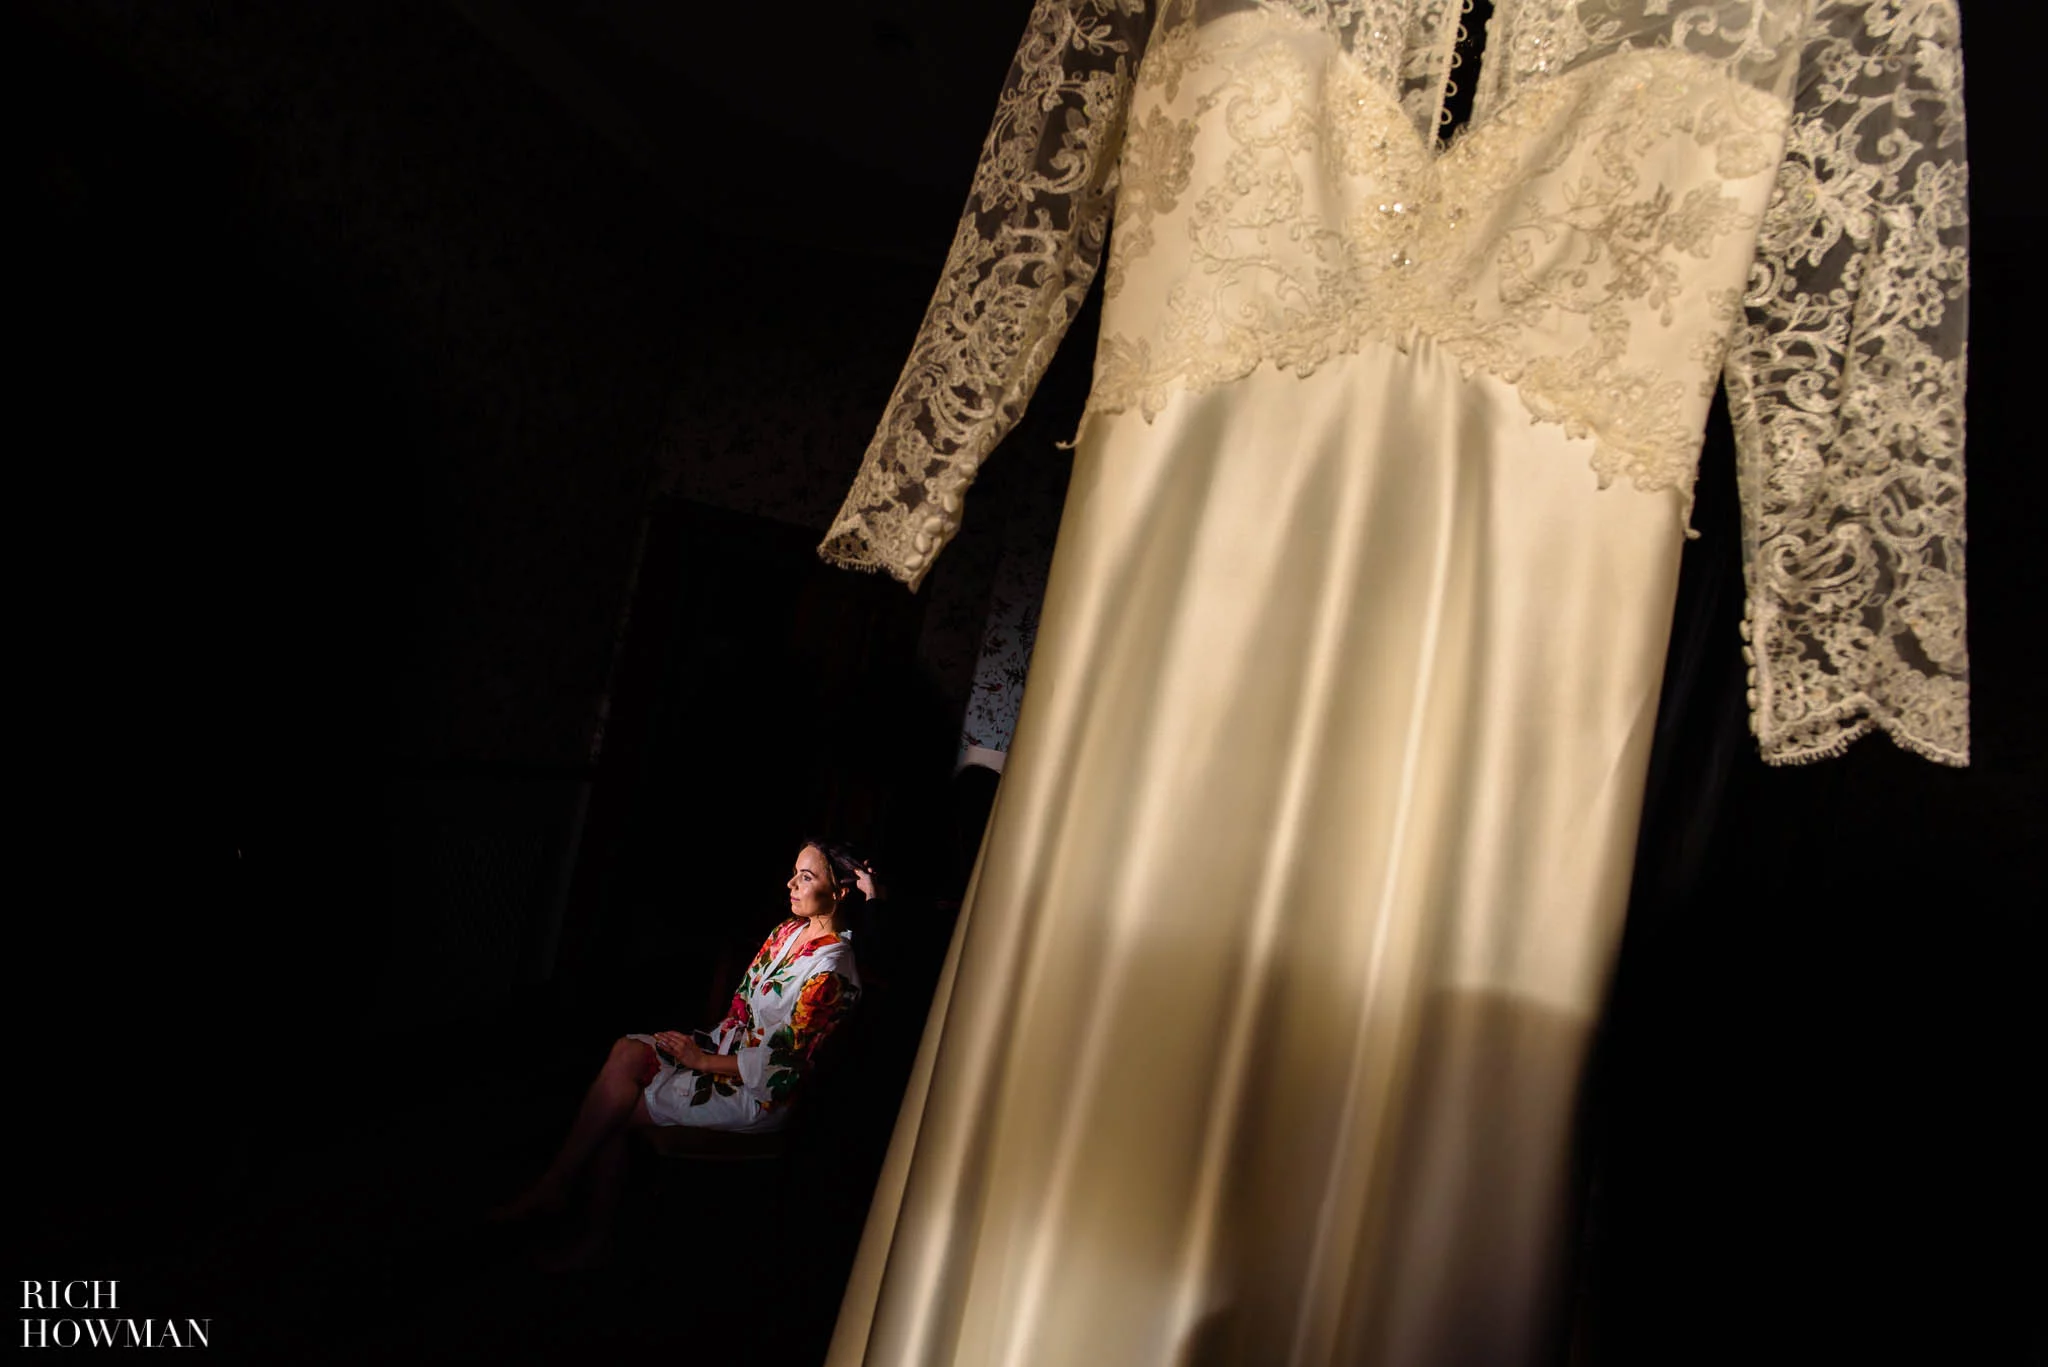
{"left": 605, "top": 1037, "right": 660, "bottom": 1088}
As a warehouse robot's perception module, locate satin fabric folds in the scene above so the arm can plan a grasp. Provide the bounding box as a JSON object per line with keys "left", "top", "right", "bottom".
{"left": 830, "top": 336, "right": 1689, "bottom": 1367}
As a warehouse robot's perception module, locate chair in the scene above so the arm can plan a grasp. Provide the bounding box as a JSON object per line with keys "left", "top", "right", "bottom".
{"left": 640, "top": 1115, "right": 791, "bottom": 1163}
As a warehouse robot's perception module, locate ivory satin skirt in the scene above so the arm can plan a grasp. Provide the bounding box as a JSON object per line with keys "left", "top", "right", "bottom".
{"left": 829, "top": 336, "right": 1689, "bottom": 1367}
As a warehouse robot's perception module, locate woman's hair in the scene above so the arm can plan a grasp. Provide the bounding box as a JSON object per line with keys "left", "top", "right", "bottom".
{"left": 802, "top": 837, "right": 869, "bottom": 917}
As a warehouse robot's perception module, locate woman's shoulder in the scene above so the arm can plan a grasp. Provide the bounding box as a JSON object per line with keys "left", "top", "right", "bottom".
{"left": 795, "top": 931, "right": 859, "bottom": 978}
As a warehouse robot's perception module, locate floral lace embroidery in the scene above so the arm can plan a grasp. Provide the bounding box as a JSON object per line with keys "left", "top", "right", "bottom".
{"left": 823, "top": 0, "right": 1969, "bottom": 768}
{"left": 817, "top": 0, "right": 1153, "bottom": 590}
{"left": 1103, "top": 104, "right": 1199, "bottom": 301}
{"left": 822, "top": 2, "right": 1815, "bottom": 589}
{"left": 1724, "top": 0, "right": 1969, "bottom": 765}
{"left": 1088, "top": 12, "right": 1792, "bottom": 524}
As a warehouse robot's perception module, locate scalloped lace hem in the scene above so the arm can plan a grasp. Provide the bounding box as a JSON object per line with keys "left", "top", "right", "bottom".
{"left": 818, "top": 522, "right": 922, "bottom": 588}
{"left": 1755, "top": 706, "right": 1969, "bottom": 769}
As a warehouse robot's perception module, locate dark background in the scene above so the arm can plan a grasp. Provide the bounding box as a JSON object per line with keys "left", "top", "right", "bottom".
{"left": 10, "top": 1, "right": 2042, "bottom": 1363}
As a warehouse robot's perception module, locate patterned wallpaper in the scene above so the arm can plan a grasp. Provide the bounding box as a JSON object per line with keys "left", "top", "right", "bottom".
{"left": 642, "top": 271, "right": 1023, "bottom": 731}
{"left": 962, "top": 443, "right": 1072, "bottom": 755}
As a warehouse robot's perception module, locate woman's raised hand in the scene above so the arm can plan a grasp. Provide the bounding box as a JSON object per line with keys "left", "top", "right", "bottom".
{"left": 855, "top": 860, "right": 887, "bottom": 903}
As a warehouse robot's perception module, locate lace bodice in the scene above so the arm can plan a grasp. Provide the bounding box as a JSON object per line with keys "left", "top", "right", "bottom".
{"left": 821, "top": 0, "right": 1969, "bottom": 767}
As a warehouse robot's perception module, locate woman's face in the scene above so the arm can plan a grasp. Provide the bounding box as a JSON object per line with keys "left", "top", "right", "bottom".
{"left": 787, "top": 844, "right": 843, "bottom": 921}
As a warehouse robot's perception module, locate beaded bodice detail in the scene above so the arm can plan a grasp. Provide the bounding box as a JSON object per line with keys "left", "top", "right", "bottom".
{"left": 1092, "top": 8, "right": 1793, "bottom": 524}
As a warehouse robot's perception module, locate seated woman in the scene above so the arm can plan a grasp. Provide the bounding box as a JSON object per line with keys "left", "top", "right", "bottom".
{"left": 495, "top": 839, "right": 869, "bottom": 1251}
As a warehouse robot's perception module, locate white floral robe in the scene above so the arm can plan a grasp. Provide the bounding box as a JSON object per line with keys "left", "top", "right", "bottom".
{"left": 632, "top": 919, "right": 861, "bottom": 1133}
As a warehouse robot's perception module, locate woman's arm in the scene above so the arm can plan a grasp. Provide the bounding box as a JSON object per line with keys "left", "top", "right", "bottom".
{"left": 754, "top": 969, "right": 860, "bottom": 1107}
{"left": 855, "top": 859, "right": 887, "bottom": 905}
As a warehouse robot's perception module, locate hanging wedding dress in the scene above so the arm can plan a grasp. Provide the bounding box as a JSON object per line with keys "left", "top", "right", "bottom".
{"left": 818, "top": 3, "right": 1969, "bottom": 1363}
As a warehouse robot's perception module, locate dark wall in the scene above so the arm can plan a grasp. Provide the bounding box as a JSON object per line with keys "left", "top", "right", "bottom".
{"left": 8, "top": 0, "right": 944, "bottom": 1258}
{"left": 20, "top": 0, "right": 954, "bottom": 775}
{"left": 13, "top": 0, "right": 1071, "bottom": 1274}
{"left": 13, "top": 0, "right": 1029, "bottom": 985}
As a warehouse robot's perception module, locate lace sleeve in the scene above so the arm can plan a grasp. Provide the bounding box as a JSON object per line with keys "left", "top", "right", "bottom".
{"left": 818, "top": 0, "right": 1154, "bottom": 590}
{"left": 1723, "top": 0, "right": 1970, "bottom": 766}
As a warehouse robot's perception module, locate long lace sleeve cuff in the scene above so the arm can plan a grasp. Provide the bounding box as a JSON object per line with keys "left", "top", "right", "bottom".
{"left": 818, "top": 0, "right": 1155, "bottom": 590}
{"left": 1723, "top": 0, "right": 1970, "bottom": 766}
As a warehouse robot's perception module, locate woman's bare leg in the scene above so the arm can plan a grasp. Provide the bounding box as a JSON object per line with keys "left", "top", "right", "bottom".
{"left": 589, "top": 1094, "right": 655, "bottom": 1229}
{"left": 535, "top": 1094, "right": 656, "bottom": 1269}
{"left": 496, "top": 1038, "right": 656, "bottom": 1219}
